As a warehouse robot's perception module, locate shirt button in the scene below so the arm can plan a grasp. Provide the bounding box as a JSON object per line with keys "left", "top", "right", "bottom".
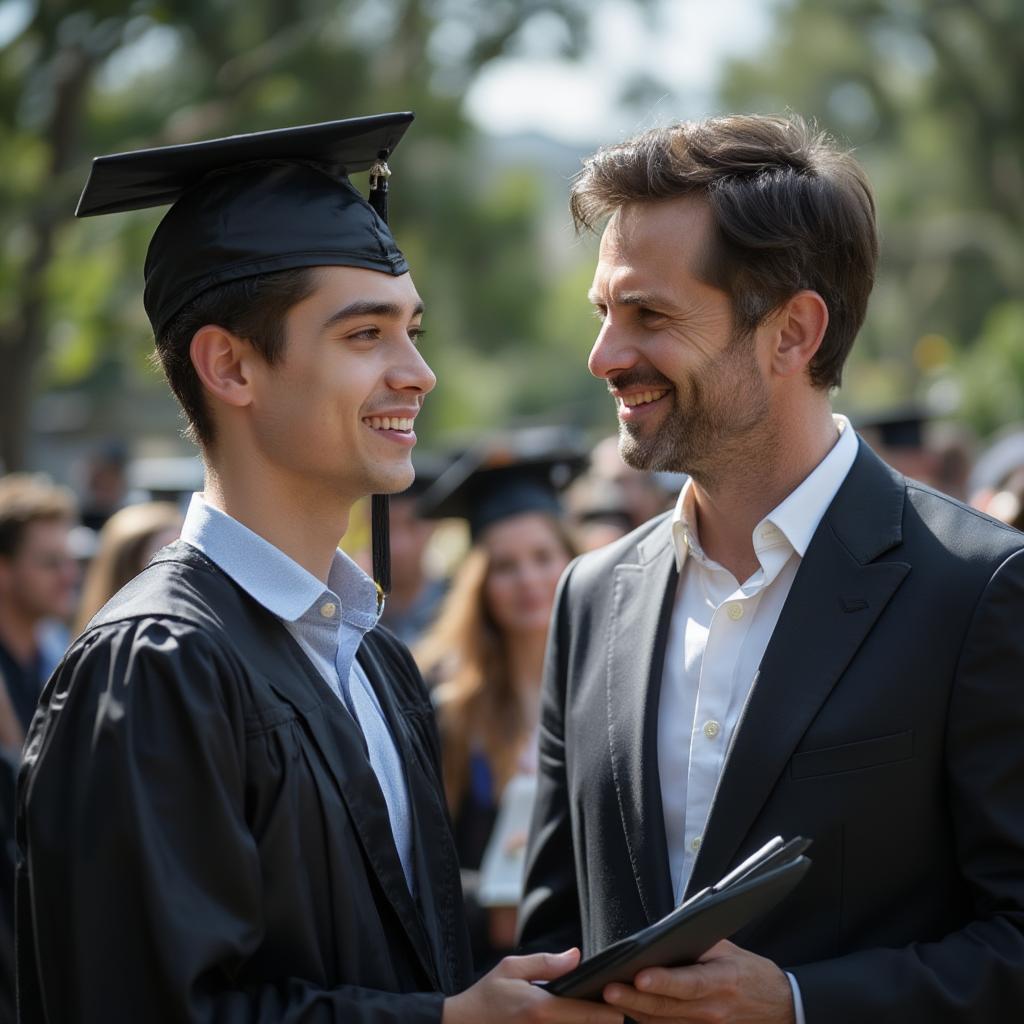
{"left": 726, "top": 601, "right": 744, "bottom": 621}
{"left": 703, "top": 720, "right": 721, "bottom": 739}
{"left": 690, "top": 836, "right": 702, "bottom": 853}
{"left": 320, "top": 601, "right": 338, "bottom": 618}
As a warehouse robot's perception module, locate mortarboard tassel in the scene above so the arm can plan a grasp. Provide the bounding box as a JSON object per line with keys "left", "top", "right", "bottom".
{"left": 368, "top": 153, "right": 394, "bottom": 604}
{"left": 370, "top": 493, "right": 391, "bottom": 606}
{"left": 368, "top": 155, "right": 391, "bottom": 222}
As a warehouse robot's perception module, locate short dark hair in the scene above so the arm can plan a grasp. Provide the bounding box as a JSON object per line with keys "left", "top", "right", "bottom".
{"left": 153, "top": 267, "right": 320, "bottom": 447}
{"left": 0, "top": 474, "right": 76, "bottom": 559}
{"left": 570, "top": 114, "right": 878, "bottom": 389}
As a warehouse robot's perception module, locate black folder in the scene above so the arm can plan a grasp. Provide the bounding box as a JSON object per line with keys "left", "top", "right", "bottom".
{"left": 544, "top": 835, "right": 812, "bottom": 1001}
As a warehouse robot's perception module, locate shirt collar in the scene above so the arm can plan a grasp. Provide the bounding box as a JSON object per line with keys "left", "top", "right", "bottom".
{"left": 180, "top": 493, "right": 379, "bottom": 628}
{"left": 766, "top": 414, "right": 858, "bottom": 557}
{"left": 671, "top": 414, "right": 858, "bottom": 572}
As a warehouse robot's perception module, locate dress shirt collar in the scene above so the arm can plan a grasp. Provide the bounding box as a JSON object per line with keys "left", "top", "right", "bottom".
{"left": 180, "top": 492, "right": 379, "bottom": 630}
{"left": 672, "top": 414, "right": 858, "bottom": 575}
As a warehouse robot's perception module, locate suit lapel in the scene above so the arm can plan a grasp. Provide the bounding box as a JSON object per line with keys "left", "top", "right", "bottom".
{"left": 259, "top": 621, "right": 441, "bottom": 988}
{"left": 689, "top": 444, "right": 911, "bottom": 892}
{"left": 356, "top": 638, "right": 455, "bottom": 989}
{"left": 607, "top": 523, "right": 678, "bottom": 924}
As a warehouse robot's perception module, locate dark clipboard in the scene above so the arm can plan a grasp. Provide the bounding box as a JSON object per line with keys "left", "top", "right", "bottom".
{"left": 543, "top": 836, "right": 812, "bottom": 1002}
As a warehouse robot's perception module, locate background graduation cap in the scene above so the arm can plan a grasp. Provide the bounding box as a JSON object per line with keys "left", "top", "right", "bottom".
{"left": 418, "top": 426, "right": 588, "bottom": 541}
{"left": 853, "top": 404, "right": 929, "bottom": 449}
{"left": 392, "top": 451, "right": 459, "bottom": 501}
{"left": 75, "top": 111, "right": 416, "bottom": 598}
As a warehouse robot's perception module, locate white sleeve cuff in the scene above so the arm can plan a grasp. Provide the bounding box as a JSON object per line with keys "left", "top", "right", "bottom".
{"left": 786, "top": 971, "right": 806, "bottom": 1024}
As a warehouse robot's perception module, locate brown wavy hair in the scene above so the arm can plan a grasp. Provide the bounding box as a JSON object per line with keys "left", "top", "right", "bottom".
{"left": 570, "top": 113, "right": 878, "bottom": 389}
{"left": 416, "top": 515, "right": 576, "bottom": 811}
{"left": 73, "top": 502, "right": 182, "bottom": 634}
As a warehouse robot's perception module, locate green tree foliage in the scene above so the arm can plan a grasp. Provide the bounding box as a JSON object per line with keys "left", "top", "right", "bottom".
{"left": 0, "top": 0, "right": 645, "bottom": 469}
{"left": 718, "top": 0, "right": 1024, "bottom": 431}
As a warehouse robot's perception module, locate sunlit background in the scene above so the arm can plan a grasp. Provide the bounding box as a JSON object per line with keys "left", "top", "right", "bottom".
{"left": 1, "top": 0, "right": 1021, "bottom": 493}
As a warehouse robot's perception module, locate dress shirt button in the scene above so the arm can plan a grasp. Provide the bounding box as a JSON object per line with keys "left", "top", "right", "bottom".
{"left": 319, "top": 601, "right": 338, "bottom": 619}
{"left": 690, "top": 836, "right": 702, "bottom": 853}
{"left": 726, "top": 601, "right": 744, "bottom": 621}
{"left": 703, "top": 720, "right": 721, "bottom": 740}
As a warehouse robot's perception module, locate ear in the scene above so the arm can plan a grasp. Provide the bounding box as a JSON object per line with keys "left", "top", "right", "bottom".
{"left": 769, "top": 290, "right": 829, "bottom": 380}
{"left": 189, "top": 325, "right": 255, "bottom": 410}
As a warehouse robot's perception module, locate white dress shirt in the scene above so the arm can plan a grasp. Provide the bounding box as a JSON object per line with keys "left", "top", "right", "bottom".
{"left": 658, "top": 415, "right": 858, "bottom": 1023}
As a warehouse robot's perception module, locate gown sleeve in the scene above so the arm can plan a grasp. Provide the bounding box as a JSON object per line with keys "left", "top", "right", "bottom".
{"left": 17, "top": 617, "right": 445, "bottom": 1024}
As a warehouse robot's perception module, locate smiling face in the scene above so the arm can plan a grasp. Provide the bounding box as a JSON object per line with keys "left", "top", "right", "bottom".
{"left": 244, "top": 265, "right": 435, "bottom": 505}
{"left": 587, "top": 197, "right": 771, "bottom": 481}
{"left": 482, "top": 512, "right": 573, "bottom": 638}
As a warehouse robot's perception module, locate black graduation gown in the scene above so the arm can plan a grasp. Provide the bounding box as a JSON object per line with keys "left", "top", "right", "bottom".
{"left": 16, "top": 542, "right": 473, "bottom": 1023}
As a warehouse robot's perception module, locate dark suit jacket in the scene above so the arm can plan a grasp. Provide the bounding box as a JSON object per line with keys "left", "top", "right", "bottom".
{"left": 518, "top": 442, "right": 1024, "bottom": 1022}
{"left": 18, "top": 543, "right": 472, "bottom": 1023}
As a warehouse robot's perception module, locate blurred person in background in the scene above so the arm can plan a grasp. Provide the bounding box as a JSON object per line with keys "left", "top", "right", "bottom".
{"left": 984, "top": 467, "right": 1024, "bottom": 531}
{"left": 72, "top": 501, "right": 183, "bottom": 635}
{"left": 565, "top": 472, "right": 633, "bottom": 552}
{"left": 378, "top": 455, "right": 450, "bottom": 647}
{"left": 969, "top": 426, "right": 1024, "bottom": 518}
{"left": 590, "top": 434, "right": 677, "bottom": 529}
{"left": 0, "top": 474, "right": 78, "bottom": 739}
{"left": 0, "top": 707, "right": 14, "bottom": 1024}
{"left": 77, "top": 440, "right": 129, "bottom": 532}
{"left": 417, "top": 442, "right": 580, "bottom": 971}
{"left": 929, "top": 421, "right": 975, "bottom": 502}
{"left": 970, "top": 433, "right": 1024, "bottom": 531}
{"left": 0, "top": 473, "right": 76, "bottom": 1023}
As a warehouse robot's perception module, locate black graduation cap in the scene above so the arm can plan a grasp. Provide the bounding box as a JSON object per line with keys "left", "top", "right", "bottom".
{"left": 854, "top": 404, "right": 928, "bottom": 449}
{"left": 76, "top": 112, "right": 416, "bottom": 597}
{"left": 76, "top": 111, "right": 414, "bottom": 337}
{"left": 418, "top": 427, "right": 588, "bottom": 541}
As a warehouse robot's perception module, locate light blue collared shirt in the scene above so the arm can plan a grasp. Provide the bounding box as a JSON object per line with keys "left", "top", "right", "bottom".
{"left": 180, "top": 493, "right": 415, "bottom": 892}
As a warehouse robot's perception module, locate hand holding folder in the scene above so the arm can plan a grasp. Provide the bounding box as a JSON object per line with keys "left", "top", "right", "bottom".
{"left": 543, "top": 835, "right": 812, "bottom": 1001}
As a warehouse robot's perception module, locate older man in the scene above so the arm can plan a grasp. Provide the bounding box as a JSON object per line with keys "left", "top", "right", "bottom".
{"left": 518, "top": 114, "right": 1024, "bottom": 1022}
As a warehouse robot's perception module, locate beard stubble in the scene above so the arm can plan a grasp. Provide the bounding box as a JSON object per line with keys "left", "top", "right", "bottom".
{"left": 617, "top": 331, "right": 770, "bottom": 483}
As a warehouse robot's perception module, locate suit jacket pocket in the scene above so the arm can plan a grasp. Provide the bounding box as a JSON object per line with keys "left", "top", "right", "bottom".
{"left": 790, "top": 730, "right": 914, "bottom": 779}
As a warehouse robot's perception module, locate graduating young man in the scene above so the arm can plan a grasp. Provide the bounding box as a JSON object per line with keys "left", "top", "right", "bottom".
{"left": 17, "top": 113, "right": 622, "bottom": 1024}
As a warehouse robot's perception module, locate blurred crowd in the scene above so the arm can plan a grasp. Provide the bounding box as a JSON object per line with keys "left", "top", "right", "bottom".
{"left": 1, "top": 411, "right": 1023, "bottom": 994}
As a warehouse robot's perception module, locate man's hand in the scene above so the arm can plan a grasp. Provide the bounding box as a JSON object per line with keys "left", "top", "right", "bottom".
{"left": 601, "top": 940, "right": 795, "bottom": 1024}
{"left": 443, "top": 949, "right": 624, "bottom": 1024}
